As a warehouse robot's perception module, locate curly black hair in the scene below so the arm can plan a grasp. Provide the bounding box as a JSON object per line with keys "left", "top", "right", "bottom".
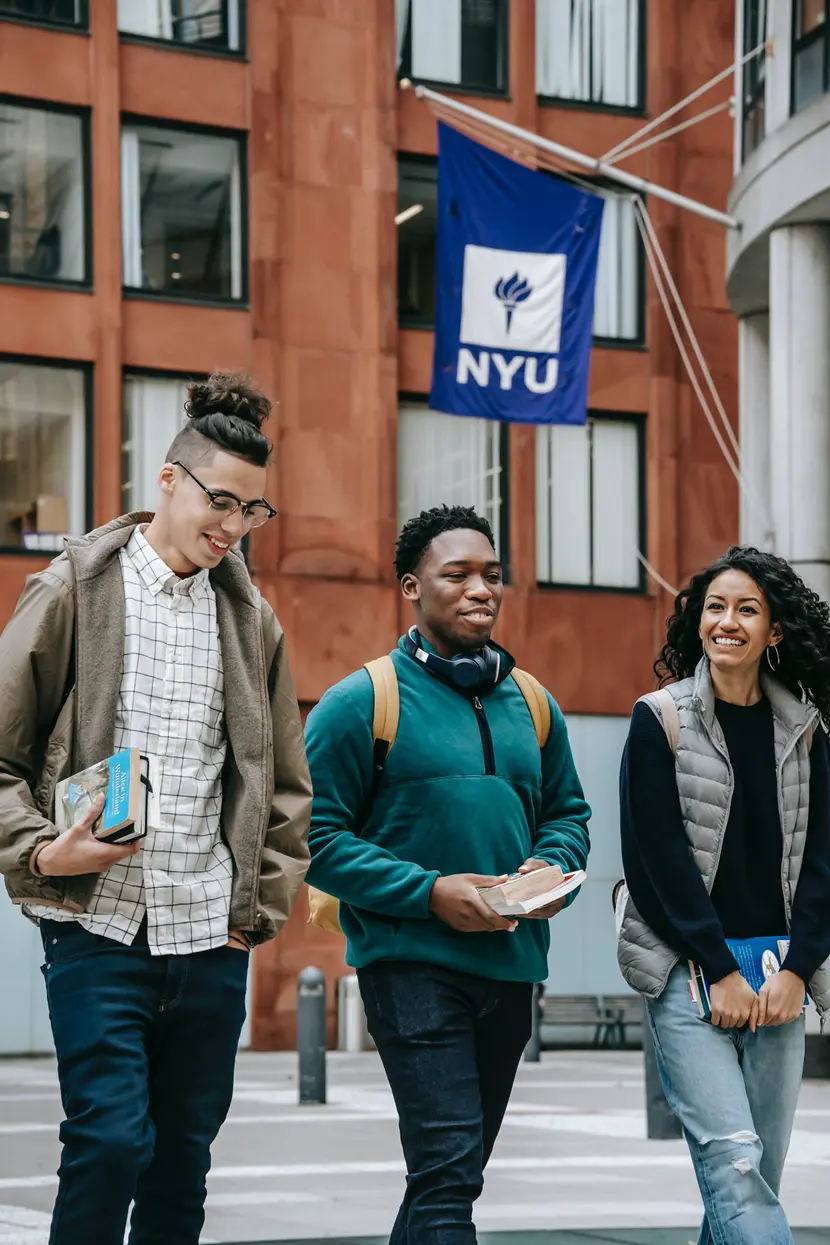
{"left": 167, "top": 372, "right": 272, "bottom": 468}
{"left": 394, "top": 505, "right": 496, "bottom": 580}
{"left": 656, "top": 545, "right": 830, "bottom": 723}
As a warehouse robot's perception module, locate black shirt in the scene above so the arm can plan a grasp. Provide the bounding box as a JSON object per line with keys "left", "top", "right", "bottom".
{"left": 620, "top": 696, "right": 830, "bottom": 984}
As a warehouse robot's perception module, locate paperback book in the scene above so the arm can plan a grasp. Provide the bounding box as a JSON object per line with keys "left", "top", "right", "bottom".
{"left": 55, "top": 748, "right": 152, "bottom": 845}
{"left": 478, "top": 865, "right": 587, "bottom": 917}
{"left": 688, "top": 936, "right": 807, "bottom": 1021}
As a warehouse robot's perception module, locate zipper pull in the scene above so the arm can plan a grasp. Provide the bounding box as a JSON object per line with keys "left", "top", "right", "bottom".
{"left": 473, "top": 696, "right": 483, "bottom": 710}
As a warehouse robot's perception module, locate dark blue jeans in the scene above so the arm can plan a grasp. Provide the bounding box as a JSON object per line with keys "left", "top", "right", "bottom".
{"left": 40, "top": 919, "right": 248, "bottom": 1245}
{"left": 358, "top": 960, "right": 533, "bottom": 1245}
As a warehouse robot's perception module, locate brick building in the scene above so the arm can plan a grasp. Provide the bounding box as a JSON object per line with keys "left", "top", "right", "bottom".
{"left": 0, "top": 0, "right": 738, "bottom": 1052}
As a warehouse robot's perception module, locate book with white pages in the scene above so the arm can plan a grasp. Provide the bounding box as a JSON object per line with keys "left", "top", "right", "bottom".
{"left": 477, "top": 865, "right": 587, "bottom": 917}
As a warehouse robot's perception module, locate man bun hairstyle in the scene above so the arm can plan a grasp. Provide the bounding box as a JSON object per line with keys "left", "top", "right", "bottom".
{"left": 171, "top": 372, "right": 272, "bottom": 467}
{"left": 395, "top": 504, "right": 496, "bottom": 580}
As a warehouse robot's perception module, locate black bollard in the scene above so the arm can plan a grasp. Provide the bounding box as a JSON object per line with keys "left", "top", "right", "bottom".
{"left": 298, "top": 966, "right": 327, "bottom": 1105}
{"left": 642, "top": 1000, "right": 681, "bottom": 1138}
{"left": 524, "top": 982, "right": 543, "bottom": 1062}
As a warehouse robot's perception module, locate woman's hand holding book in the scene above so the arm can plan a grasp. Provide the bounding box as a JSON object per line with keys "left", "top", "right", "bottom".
{"left": 709, "top": 971, "right": 760, "bottom": 1031}
{"left": 757, "top": 969, "right": 806, "bottom": 1027}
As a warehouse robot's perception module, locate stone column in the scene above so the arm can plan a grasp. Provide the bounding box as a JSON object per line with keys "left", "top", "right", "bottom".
{"left": 738, "top": 313, "right": 773, "bottom": 549}
{"left": 769, "top": 225, "right": 830, "bottom": 600}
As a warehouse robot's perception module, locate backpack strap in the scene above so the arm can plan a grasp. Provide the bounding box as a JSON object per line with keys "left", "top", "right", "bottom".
{"left": 512, "top": 668, "right": 551, "bottom": 749}
{"left": 365, "top": 655, "right": 400, "bottom": 758}
{"left": 643, "top": 687, "right": 680, "bottom": 754}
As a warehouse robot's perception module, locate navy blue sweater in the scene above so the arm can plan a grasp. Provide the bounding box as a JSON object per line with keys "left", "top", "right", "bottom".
{"left": 620, "top": 698, "right": 830, "bottom": 985}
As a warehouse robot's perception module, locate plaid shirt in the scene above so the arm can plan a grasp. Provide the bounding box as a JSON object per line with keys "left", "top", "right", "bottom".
{"left": 30, "top": 527, "right": 233, "bottom": 955}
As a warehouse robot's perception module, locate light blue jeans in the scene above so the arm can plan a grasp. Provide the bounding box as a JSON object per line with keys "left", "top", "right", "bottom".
{"left": 646, "top": 965, "right": 805, "bottom": 1245}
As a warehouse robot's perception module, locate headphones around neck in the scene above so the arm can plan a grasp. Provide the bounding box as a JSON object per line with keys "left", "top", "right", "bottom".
{"left": 404, "top": 627, "right": 501, "bottom": 691}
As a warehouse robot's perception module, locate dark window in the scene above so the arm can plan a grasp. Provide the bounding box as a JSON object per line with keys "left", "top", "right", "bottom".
{"left": 536, "top": 0, "right": 645, "bottom": 111}
{"left": 397, "top": 0, "right": 508, "bottom": 95}
{"left": 0, "top": 0, "right": 86, "bottom": 27}
{"left": 0, "top": 100, "right": 89, "bottom": 286}
{"left": 121, "top": 122, "right": 245, "bottom": 302}
{"left": 742, "top": 0, "right": 767, "bottom": 156}
{"left": 0, "top": 358, "right": 90, "bottom": 553}
{"left": 792, "top": 0, "right": 828, "bottom": 114}
{"left": 397, "top": 157, "right": 438, "bottom": 328}
{"left": 117, "top": 0, "right": 242, "bottom": 54}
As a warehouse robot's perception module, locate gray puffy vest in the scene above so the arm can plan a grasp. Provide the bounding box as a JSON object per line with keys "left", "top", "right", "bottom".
{"left": 617, "top": 657, "right": 830, "bottom": 1016}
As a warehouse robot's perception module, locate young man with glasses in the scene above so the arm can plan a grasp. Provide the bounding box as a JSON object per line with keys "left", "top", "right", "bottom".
{"left": 0, "top": 373, "right": 312, "bottom": 1245}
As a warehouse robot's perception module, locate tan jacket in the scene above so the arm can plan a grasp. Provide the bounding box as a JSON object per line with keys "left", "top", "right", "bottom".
{"left": 0, "top": 514, "right": 312, "bottom": 942}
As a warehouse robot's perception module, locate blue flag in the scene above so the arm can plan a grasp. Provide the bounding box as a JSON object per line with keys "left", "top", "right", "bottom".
{"left": 430, "top": 123, "right": 604, "bottom": 426}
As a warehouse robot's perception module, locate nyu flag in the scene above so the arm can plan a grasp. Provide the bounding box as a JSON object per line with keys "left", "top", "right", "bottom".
{"left": 430, "top": 123, "right": 604, "bottom": 426}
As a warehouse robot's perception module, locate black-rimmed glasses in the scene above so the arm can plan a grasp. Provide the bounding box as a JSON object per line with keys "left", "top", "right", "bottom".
{"left": 174, "top": 461, "right": 277, "bottom": 528}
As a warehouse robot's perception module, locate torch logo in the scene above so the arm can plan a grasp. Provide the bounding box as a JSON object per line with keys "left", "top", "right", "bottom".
{"left": 494, "top": 271, "right": 533, "bottom": 333}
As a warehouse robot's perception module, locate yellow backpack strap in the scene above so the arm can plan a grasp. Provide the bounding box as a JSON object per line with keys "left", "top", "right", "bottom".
{"left": 512, "top": 668, "right": 551, "bottom": 749}
{"left": 364, "top": 654, "right": 400, "bottom": 762}
{"left": 643, "top": 688, "right": 680, "bottom": 754}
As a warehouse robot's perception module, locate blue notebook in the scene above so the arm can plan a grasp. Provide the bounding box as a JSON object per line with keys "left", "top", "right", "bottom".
{"left": 688, "top": 936, "right": 807, "bottom": 1021}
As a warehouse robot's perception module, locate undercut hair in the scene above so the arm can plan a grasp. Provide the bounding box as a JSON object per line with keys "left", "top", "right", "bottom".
{"left": 394, "top": 505, "right": 496, "bottom": 581}
{"left": 166, "top": 372, "right": 272, "bottom": 468}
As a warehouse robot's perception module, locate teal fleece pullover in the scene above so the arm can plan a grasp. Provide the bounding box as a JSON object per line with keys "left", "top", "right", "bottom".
{"left": 305, "top": 639, "right": 591, "bottom": 983}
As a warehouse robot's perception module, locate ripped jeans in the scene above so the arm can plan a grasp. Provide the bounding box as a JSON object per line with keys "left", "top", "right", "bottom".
{"left": 647, "top": 965, "right": 805, "bottom": 1245}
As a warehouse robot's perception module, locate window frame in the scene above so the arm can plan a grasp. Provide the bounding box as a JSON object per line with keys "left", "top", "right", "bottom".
{"left": 0, "top": 352, "right": 93, "bottom": 557}
{"left": 397, "top": 151, "right": 439, "bottom": 332}
{"left": 791, "top": 0, "right": 829, "bottom": 116}
{"left": 117, "top": 0, "right": 246, "bottom": 60}
{"left": 397, "top": 390, "right": 511, "bottom": 580}
{"left": 535, "top": 409, "right": 646, "bottom": 595}
{"left": 0, "top": 94, "right": 93, "bottom": 292}
{"left": 0, "top": 0, "right": 88, "bottom": 32}
{"left": 536, "top": 0, "right": 648, "bottom": 117}
{"left": 121, "top": 114, "right": 249, "bottom": 308}
{"left": 397, "top": 0, "right": 510, "bottom": 100}
{"left": 742, "top": 0, "right": 767, "bottom": 157}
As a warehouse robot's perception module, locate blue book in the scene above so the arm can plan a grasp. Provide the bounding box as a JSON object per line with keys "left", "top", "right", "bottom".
{"left": 55, "top": 749, "right": 150, "bottom": 845}
{"left": 688, "top": 936, "right": 807, "bottom": 1020}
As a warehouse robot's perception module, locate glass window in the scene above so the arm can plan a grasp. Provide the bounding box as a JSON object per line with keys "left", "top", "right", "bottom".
{"left": 536, "top": 415, "right": 643, "bottom": 589}
{"left": 793, "top": 0, "right": 828, "bottom": 114}
{"left": 397, "top": 0, "right": 508, "bottom": 94}
{"left": 398, "top": 402, "right": 505, "bottom": 557}
{"left": 536, "top": 0, "right": 644, "bottom": 110}
{"left": 0, "top": 0, "right": 86, "bottom": 27}
{"left": 592, "top": 191, "right": 642, "bottom": 342}
{"left": 0, "top": 360, "right": 87, "bottom": 552}
{"left": 117, "top": 0, "right": 241, "bottom": 53}
{"left": 121, "top": 123, "right": 244, "bottom": 301}
{"left": 742, "top": 0, "right": 767, "bottom": 156}
{"left": 0, "top": 102, "right": 87, "bottom": 285}
{"left": 398, "top": 157, "right": 438, "bottom": 328}
{"left": 122, "top": 374, "right": 190, "bottom": 513}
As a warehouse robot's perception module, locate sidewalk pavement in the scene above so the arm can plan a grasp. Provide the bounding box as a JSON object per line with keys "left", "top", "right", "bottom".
{"left": 0, "top": 1050, "right": 828, "bottom": 1244}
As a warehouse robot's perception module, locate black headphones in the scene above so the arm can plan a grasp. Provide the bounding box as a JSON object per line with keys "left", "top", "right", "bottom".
{"left": 404, "top": 627, "right": 502, "bottom": 691}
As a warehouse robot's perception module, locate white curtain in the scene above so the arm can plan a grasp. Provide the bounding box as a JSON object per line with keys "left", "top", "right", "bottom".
{"left": 398, "top": 404, "right": 502, "bottom": 553}
{"left": 396, "top": 0, "right": 410, "bottom": 68}
{"left": 593, "top": 193, "right": 638, "bottom": 340}
{"left": 117, "top": 0, "right": 173, "bottom": 38}
{"left": 412, "top": 0, "right": 462, "bottom": 84}
{"left": 226, "top": 0, "right": 240, "bottom": 51}
{"left": 536, "top": 423, "right": 591, "bottom": 585}
{"left": 591, "top": 419, "right": 639, "bottom": 588}
{"left": 536, "top": 0, "right": 640, "bottom": 107}
{"left": 120, "top": 129, "right": 143, "bottom": 288}
{"left": 123, "top": 376, "right": 189, "bottom": 513}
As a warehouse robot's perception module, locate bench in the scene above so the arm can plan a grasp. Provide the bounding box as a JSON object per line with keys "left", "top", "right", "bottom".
{"left": 540, "top": 992, "right": 644, "bottom": 1048}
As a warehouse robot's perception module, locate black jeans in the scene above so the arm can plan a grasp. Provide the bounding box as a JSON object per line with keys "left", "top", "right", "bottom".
{"left": 39, "top": 919, "right": 248, "bottom": 1245}
{"left": 358, "top": 959, "right": 533, "bottom": 1245}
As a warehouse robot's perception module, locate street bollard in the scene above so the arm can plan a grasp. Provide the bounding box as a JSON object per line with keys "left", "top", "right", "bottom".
{"left": 524, "top": 982, "right": 542, "bottom": 1062}
{"left": 298, "top": 966, "right": 327, "bottom": 1105}
{"left": 642, "top": 1000, "right": 681, "bottom": 1139}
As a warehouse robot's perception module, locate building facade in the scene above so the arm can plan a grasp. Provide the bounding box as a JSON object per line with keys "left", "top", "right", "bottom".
{"left": 730, "top": 0, "right": 830, "bottom": 603}
{"left": 0, "top": 0, "right": 737, "bottom": 1051}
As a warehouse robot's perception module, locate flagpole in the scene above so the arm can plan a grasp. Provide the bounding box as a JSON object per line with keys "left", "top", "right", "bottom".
{"left": 409, "top": 83, "right": 740, "bottom": 231}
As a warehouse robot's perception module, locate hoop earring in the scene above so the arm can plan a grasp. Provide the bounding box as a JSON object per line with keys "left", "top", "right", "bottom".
{"left": 766, "top": 645, "right": 781, "bottom": 672}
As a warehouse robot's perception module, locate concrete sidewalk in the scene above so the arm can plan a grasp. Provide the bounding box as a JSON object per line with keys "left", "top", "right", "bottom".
{"left": 0, "top": 1050, "right": 828, "bottom": 1243}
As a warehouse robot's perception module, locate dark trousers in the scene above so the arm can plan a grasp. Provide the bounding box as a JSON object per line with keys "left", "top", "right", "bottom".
{"left": 358, "top": 960, "right": 533, "bottom": 1245}
{"left": 40, "top": 919, "right": 248, "bottom": 1245}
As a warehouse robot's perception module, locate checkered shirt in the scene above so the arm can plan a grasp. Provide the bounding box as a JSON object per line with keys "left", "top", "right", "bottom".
{"left": 30, "top": 527, "right": 233, "bottom": 955}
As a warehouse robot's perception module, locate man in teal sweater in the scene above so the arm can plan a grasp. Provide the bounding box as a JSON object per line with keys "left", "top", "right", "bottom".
{"left": 305, "top": 504, "right": 591, "bottom": 1244}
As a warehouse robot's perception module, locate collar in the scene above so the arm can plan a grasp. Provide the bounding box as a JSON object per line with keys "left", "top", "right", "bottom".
{"left": 124, "top": 526, "right": 210, "bottom": 600}
{"left": 691, "top": 655, "right": 818, "bottom": 735}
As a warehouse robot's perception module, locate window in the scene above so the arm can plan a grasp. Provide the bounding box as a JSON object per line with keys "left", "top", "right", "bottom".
{"left": 793, "top": 0, "right": 828, "bottom": 114}
{"left": 398, "top": 402, "right": 506, "bottom": 557}
{"left": 398, "top": 157, "right": 438, "bottom": 329}
{"left": 536, "top": 414, "right": 643, "bottom": 589}
{"left": 121, "top": 122, "right": 245, "bottom": 302}
{"left": 0, "top": 0, "right": 86, "bottom": 28}
{"left": 536, "top": 0, "right": 645, "bottom": 110}
{"left": 0, "top": 360, "right": 88, "bottom": 553}
{"left": 742, "top": 0, "right": 767, "bottom": 156}
{"left": 592, "top": 190, "right": 642, "bottom": 343}
{"left": 397, "top": 0, "right": 508, "bottom": 95}
{"left": 122, "top": 373, "right": 190, "bottom": 512}
{"left": 117, "top": 0, "right": 242, "bottom": 54}
{"left": 0, "top": 101, "right": 88, "bottom": 285}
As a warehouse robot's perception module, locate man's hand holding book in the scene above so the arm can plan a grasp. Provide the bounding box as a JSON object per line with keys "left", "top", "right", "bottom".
{"left": 34, "top": 794, "right": 141, "bottom": 878}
